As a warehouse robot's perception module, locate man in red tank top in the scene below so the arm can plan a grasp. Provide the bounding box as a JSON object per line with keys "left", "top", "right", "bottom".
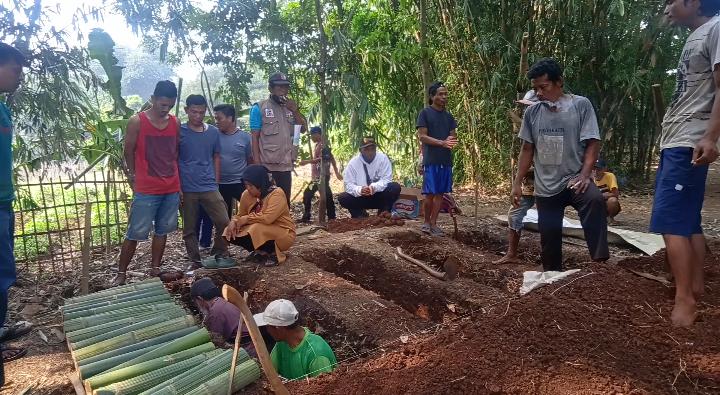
{"left": 114, "top": 81, "right": 181, "bottom": 286}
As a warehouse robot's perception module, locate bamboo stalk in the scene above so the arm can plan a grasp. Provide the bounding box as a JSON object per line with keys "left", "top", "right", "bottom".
{"left": 73, "top": 316, "right": 197, "bottom": 361}
{"left": 85, "top": 342, "right": 216, "bottom": 391}
{"left": 66, "top": 306, "right": 181, "bottom": 342}
{"left": 64, "top": 277, "right": 162, "bottom": 305}
{"left": 76, "top": 326, "right": 196, "bottom": 372}
{"left": 71, "top": 311, "right": 186, "bottom": 349}
{"left": 186, "top": 359, "right": 262, "bottom": 395}
{"left": 81, "top": 202, "right": 92, "bottom": 295}
{"left": 228, "top": 291, "right": 248, "bottom": 395}
{"left": 63, "top": 286, "right": 170, "bottom": 313}
{"left": 63, "top": 295, "right": 173, "bottom": 320}
{"left": 105, "top": 327, "right": 211, "bottom": 372}
{"left": 64, "top": 302, "right": 180, "bottom": 333}
{"left": 91, "top": 349, "right": 224, "bottom": 395}
{"left": 222, "top": 285, "right": 289, "bottom": 395}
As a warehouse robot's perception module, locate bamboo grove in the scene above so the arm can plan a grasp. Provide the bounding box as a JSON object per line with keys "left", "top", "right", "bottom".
{"left": 2, "top": 0, "right": 688, "bottom": 187}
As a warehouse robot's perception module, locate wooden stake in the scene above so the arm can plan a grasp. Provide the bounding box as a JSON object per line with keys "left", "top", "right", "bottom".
{"left": 519, "top": 32, "right": 529, "bottom": 80}
{"left": 175, "top": 77, "right": 184, "bottom": 117}
{"left": 228, "top": 291, "right": 249, "bottom": 395}
{"left": 223, "top": 285, "right": 289, "bottom": 395}
{"left": 80, "top": 202, "right": 92, "bottom": 295}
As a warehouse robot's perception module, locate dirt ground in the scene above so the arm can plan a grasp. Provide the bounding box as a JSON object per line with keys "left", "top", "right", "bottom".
{"left": 3, "top": 166, "right": 720, "bottom": 394}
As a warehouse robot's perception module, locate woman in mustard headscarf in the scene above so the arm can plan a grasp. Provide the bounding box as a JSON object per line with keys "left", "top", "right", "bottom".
{"left": 222, "top": 165, "right": 296, "bottom": 266}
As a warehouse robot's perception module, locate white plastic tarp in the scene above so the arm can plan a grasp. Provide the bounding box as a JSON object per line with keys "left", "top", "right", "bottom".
{"left": 496, "top": 208, "right": 665, "bottom": 256}
{"left": 520, "top": 269, "right": 582, "bottom": 295}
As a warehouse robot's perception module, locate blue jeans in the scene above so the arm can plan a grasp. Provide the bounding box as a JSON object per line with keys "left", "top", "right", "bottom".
{"left": 126, "top": 192, "right": 180, "bottom": 241}
{"left": 0, "top": 207, "right": 15, "bottom": 327}
{"left": 195, "top": 205, "right": 213, "bottom": 248}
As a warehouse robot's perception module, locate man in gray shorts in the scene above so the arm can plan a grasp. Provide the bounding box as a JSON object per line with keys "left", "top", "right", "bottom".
{"left": 495, "top": 90, "right": 538, "bottom": 264}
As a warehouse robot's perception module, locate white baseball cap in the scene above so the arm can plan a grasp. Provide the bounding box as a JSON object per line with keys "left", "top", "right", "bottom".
{"left": 253, "top": 299, "right": 299, "bottom": 327}
{"left": 515, "top": 90, "right": 539, "bottom": 106}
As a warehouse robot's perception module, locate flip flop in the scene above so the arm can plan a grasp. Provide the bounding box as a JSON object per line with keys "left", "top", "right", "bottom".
{"left": 0, "top": 322, "right": 33, "bottom": 343}
{"left": 1, "top": 345, "right": 27, "bottom": 362}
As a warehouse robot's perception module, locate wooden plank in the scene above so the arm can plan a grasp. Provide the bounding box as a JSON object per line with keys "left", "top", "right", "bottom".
{"left": 68, "top": 372, "right": 86, "bottom": 395}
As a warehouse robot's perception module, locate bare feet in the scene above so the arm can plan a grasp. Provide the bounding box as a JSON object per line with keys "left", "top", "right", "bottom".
{"left": 493, "top": 255, "right": 520, "bottom": 264}
{"left": 692, "top": 272, "right": 705, "bottom": 300}
{"left": 671, "top": 297, "right": 697, "bottom": 327}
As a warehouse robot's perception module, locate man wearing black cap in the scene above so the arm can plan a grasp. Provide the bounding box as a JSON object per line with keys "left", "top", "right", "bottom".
{"left": 337, "top": 137, "right": 401, "bottom": 218}
{"left": 299, "top": 126, "right": 342, "bottom": 222}
{"left": 249, "top": 72, "right": 307, "bottom": 205}
{"left": 593, "top": 159, "right": 621, "bottom": 222}
{"left": 190, "top": 278, "right": 255, "bottom": 355}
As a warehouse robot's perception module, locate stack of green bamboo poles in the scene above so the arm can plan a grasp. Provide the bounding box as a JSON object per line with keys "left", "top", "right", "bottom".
{"left": 62, "top": 278, "right": 261, "bottom": 395}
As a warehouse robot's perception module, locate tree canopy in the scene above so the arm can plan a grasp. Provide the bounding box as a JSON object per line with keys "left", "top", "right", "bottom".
{"left": 1, "top": 0, "right": 687, "bottom": 187}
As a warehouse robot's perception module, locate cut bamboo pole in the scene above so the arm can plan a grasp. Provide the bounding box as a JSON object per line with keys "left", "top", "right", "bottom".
{"left": 223, "top": 285, "right": 289, "bottom": 395}
{"left": 80, "top": 201, "right": 92, "bottom": 295}
{"left": 105, "top": 327, "right": 210, "bottom": 372}
{"left": 65, "top": 277, "right": 162, "bottom": 304}
{"left": 228, "top": 291, "right": 248, "bottom": 395}
{"left": 71, "top": 312, "right": 186, "bottom": 350}
{"left": 85, "top": 342, "right": 215, "bottom": 391}
{"left": 73, "top": 316, "right": 196, "bottom": 361}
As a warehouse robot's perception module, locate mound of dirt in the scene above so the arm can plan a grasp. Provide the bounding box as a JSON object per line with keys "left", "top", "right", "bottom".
{"left": 290, "top": 254, "right": 720, "bottom": 395}
{"left": 327, "top": 217, "right": 405, "bottom": 233}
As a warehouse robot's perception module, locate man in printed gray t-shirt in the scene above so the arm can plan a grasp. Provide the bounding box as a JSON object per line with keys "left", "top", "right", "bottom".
{"left": 511, "top": 58, "right": 608, "bottom": 272}
{"left": 214, "top": 104, "right": 253, "bottom": 218}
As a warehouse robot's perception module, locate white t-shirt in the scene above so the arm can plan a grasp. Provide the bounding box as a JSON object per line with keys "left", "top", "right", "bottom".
{"left": 661, "top": 16, "right": 720, "bottom": 150}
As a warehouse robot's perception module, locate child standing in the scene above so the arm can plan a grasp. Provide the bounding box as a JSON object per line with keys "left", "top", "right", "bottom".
{"left": 300, "top": 126, "right": 342, "bottom": 222}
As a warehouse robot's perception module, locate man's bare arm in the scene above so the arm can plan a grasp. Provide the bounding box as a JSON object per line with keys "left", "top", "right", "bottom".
{"left": 214, "top": 153, "right": 221, "bottom": 183}
{"left": 123, "top": 115, "right": 141, "bottom": 186}
{"left": 251, "top": 131, "right": 261, "bottom": 165}
{"left": 692, "top": 65, "right": 720, "bottom": 165}
{"left": 417, "top": 127, "right": 452, "bottom": 148}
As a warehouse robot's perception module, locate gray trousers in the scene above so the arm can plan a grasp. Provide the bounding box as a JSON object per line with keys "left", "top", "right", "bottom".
{"left": 182, "top": 190, "right": 230, "bottom": 262}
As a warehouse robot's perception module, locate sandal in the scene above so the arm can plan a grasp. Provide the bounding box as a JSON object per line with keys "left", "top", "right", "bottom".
{"left": 1, "top": 345, "right": 27, "bottom": 362}
{"left": 243, "top": 251, "right": 264, "bottom": 263}
{"left": 112, "top": 272, "right": 127, "bottom": 287}
{"left": 263, "top": 254, "right": 279, "bottom": 267}
{"left": 0, "top": 322, "right": 33, "bottom": 343}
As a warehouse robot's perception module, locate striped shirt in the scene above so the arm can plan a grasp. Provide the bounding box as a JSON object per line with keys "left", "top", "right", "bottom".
{"left": 661, "top": 16, "right": 720, "bottom": 150}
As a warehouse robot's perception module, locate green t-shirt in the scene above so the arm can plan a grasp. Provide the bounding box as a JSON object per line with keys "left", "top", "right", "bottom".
{"left": 0, "top": 102, "right": 14, "bottom": 206}
{"left": 270, "top": 327, "right": 337, "bottom": 380}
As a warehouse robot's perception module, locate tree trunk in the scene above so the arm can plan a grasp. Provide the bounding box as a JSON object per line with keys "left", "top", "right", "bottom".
{"left": 315, "top": 0, "right": 330, "bottom": 224}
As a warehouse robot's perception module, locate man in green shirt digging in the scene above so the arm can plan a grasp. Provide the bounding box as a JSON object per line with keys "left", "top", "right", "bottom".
{"left": 254, "top": 299, "right": 337, "bottom": 380}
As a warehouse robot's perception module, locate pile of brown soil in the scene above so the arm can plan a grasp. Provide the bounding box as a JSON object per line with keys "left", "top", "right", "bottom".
{"left": 290, "top": 253, "right": 720, "bottom": 395}
{"left": 327, "top": 217, "right": 405, "bottom": 233}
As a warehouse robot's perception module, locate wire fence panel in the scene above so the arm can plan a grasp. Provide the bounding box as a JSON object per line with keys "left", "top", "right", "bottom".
{"left": 13, "top": 171, "right": 132, "bottom": 275}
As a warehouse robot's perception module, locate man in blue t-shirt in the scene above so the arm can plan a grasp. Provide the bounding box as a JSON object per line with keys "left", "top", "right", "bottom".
{"left": 179, "top": 95, "right": 231, "bottom": 265}
{"left": 0, "top": 42, "right": 27, "bottom": 385}
{"left": 416, "top": 82, "right": 458, "bottom": 237}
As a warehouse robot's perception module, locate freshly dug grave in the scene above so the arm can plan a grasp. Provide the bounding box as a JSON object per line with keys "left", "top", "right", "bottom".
{"left": 327, "top": 216, "right": 405, "bottom": 233}
{"left": 290, "top": 253, "right": 720, "bottom": 395}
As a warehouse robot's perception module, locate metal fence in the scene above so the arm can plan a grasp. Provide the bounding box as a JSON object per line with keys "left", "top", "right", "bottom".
{"left": 13, "top": 170, "right": 132, "bottom": 275}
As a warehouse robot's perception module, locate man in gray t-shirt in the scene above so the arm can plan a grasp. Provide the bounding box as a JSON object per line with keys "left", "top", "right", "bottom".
{"left": 214, "top": 104, "right": 253, "bottom": 218}
{"left": 512, "top": 58, "right": 608, "bottom": 271}
{"left": 649, "top": 1, "right": 720, "bottom": 328}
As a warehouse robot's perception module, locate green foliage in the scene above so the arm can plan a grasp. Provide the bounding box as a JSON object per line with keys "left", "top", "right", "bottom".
{"left": 1, "top": 1, "right": 105, "bottom": 172}
{"left": 88, "top": 29, "right": 133, "bottom": 118}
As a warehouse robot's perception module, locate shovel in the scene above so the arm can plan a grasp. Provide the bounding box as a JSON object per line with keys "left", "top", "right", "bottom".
{"left": 396, "top": 247, "right": 459, "bottom": 281}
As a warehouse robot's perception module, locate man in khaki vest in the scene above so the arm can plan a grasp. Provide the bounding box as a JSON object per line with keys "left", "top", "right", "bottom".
{"left": 249, "top": 72, "right": 307, "bottom": 204}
